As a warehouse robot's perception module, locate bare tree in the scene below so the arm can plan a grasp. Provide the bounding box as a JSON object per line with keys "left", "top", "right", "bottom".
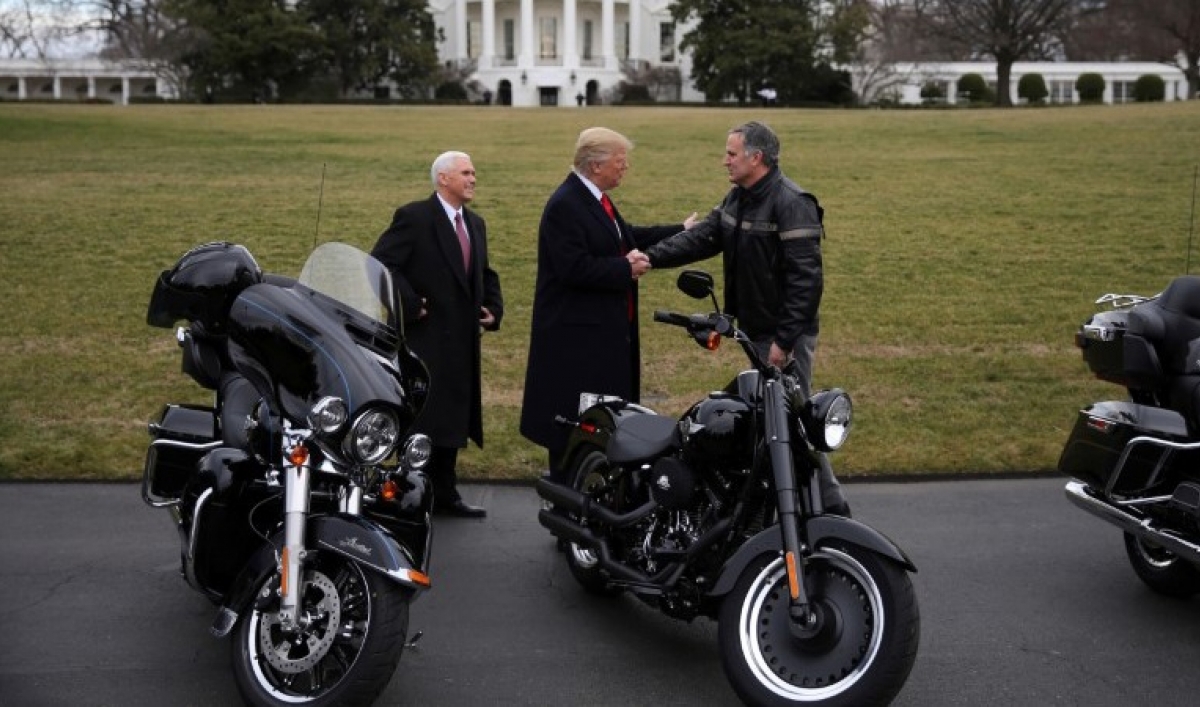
{"left": 0, "top": 0, "right": 77, "bottom": 59}
{"left": 849, "top": 0, "right": 964, "bottom": 103}
{"left": 913, "top": 0, "right": 1083, "bottom": 106}
{"left": 1061, "top": 0, "right": 1199, "bottom": 99}
{"left": 1119, "top": 0, "right": 1199, "bottom": 99}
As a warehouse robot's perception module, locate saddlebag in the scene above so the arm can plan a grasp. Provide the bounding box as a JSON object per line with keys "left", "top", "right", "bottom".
{"left": 142, "top": 404, "right": 220, "bottom": 505}
{"left": 1058, "top": 401, "right": 1197, "bottom": 494}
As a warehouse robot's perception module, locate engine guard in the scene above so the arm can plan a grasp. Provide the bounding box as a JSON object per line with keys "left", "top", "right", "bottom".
{"left": 209, "top": 514, "right": 429, "bottom": 638}
{"left": 708, "top": 516, "right": 917, "bottom": 598}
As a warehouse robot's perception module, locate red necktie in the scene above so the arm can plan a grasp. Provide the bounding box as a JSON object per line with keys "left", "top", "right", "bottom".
{"left": 602, "top": 194, "right": 634, "bottom": 322}
{"left": 601, "top": 193, "right": 616, "bottom": 220}
{"left": 454, "top": 212, "right": 471, "bottom": 272}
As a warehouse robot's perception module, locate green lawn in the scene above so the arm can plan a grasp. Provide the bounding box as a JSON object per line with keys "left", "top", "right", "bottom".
{"left": 2, "top": 102, "right": 1198, "bottom": 481}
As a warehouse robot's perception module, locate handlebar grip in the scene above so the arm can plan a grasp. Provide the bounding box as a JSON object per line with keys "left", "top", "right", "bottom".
{"left": 653, "top": 310, "right": 693, "bottom": 327}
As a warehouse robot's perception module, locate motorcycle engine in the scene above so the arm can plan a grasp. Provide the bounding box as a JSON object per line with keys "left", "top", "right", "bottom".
{"left": 648, "top": 457, "right": 697, "bottom": 510}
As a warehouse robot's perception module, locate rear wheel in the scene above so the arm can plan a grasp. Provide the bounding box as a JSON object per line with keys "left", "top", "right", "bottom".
{"left": 232, "top": 551, "right": 410, "bottom": 707}
{"left": 718, "top": 542, "right": 919, "bottom": 707}
{"left": 1123, "top": 532, "right": 1200, "bottom": 598}
{"left": 564, "top": 445, "right": 623, "bottom": 596}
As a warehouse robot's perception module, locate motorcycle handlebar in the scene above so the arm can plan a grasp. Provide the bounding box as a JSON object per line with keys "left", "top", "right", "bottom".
{"left": 652, "top": 310, "right": 695, "bottom": 327}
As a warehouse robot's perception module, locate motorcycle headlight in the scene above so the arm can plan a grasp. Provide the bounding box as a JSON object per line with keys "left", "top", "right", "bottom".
{"left": 802, "top": 389, "right": 852, "bottom": 452}
{"left": 309, "top": 396, "right": 348, "bottom": 434}
{"left": 401, "top": 434, "right": 433, "bottom": 470}
{"left": 344, "top": 408, "right": 400, "bottom": 465}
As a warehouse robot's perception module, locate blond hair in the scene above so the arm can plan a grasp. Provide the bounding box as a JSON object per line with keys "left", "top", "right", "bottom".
{"left": 573, "top": 127, "right": 632, "bottom": 172}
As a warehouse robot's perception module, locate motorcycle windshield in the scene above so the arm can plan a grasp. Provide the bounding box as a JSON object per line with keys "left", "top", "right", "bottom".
{"left": 297, "top": 242, "right": 400, "bottom": 333}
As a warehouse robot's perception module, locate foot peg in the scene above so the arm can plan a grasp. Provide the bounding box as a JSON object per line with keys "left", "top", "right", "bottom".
{"left": 210, "top": 607, "right": 238, "bottom": 637}
{"left": 1170, "top": 482, "right": 1200, "bottom": 518}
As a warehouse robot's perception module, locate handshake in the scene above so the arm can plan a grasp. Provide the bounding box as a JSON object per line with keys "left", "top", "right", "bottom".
{"left": 627, "top": 249, "right": 651, "bottom": 280}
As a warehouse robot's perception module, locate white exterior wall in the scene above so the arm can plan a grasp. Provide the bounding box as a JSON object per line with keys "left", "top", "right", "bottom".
{"left": 431, "top": 0, "right": 701, "bottom": 106}
{"left": 0, "top": 59, "right": 171, "bottom": 105}
{"left": 859, "top": 61, "right": 1190, "bottom": 106}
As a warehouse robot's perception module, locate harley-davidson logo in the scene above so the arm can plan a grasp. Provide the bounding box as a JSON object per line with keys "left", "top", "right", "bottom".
{"left": 339, "top": 537, "right": 372, "bottom": 556}
{"left": 656, "top": 475, "right": 671, "bottom": 491}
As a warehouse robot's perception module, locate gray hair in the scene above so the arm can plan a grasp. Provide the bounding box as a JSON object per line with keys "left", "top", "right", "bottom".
{"left": 730, "top": 121, "right": 779, "bottom": 168}
{"left": 431, "top": 150, "right": 471, "bottom": 187}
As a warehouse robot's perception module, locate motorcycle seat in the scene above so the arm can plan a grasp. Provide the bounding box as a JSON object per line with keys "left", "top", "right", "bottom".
{"left": 1130, "top": 276, "right": 1200, "bottom": 375}
{"left": 607, "top": 414, "right": 680, "bottom": 464}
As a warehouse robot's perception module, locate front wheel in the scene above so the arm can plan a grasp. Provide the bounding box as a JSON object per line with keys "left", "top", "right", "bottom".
{"left": 718, "top": 542, "right": 919, "bottom": 707}
{"left": 232, "top": 551, "right": 410, "bottom": 707}
{"left": 1123, "top": 532, "right": 1200, "bottom": 598}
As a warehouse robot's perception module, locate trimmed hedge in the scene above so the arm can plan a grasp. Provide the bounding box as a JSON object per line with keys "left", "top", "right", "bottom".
{"left": 1018, "top": 73, "right": 1048, "bottom": 104}
{"left": 1076, "top": 73, "right": 1105, "bottom": 103}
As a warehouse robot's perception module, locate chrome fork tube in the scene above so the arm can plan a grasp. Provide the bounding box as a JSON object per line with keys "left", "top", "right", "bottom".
{"left": 339, "top": 484, "right": 363, "bottom": 515}
{"left": 279, "top": 436, "right": 312, "bottom": 631}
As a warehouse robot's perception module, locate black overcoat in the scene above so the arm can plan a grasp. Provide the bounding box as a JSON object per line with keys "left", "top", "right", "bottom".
{"left": 519, "top": 172, "right": 679, "bottom": 452}
{"left": 371, "top": 194, "right": 503, "bottom": 448}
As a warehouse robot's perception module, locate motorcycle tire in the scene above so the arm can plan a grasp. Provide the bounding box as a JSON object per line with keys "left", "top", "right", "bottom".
{"left": 564, "top": 445, "right": 623, "bottom": 597}
{"left": 1123, "top": 532, "right": 1200, "bottom": 598}
{"left": 231, "top": 550, "right": 410, "bottom": 707}
{"left": 718, "top": 542, "right": 919, "bottom": 707}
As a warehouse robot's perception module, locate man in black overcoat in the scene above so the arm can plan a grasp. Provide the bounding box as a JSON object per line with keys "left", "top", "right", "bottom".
{"left": 520, "top": 127, "right": 694, "bottom": 482}
{"left": 372, "top": 151, "right": 503, "bottom": 517}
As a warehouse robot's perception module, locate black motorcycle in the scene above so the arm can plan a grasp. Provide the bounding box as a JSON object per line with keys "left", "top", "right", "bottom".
{"left": 142, "top": 241, "right": 435, "bottom": 707}
{"left": 1062, "top": 275, "right": 1200, "bottom": 597}
{"left": 535, "top": 271, "right": 920, "bottom": 707}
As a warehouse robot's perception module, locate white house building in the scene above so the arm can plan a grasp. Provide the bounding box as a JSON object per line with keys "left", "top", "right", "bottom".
{"left": 853, "top": 61, "right": 1190, "bottom": 106}
{"left": 0, "top": 58, "right": 170, "bottom": 105}
{"left": 427, "top": 0, "right": 704, "bottom": 105}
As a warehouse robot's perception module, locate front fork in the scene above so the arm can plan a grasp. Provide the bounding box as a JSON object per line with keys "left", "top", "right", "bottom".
{"left": 278, "top": 424, "right": 312, "bottom": 631}
{"left": 276, "top": 424, "right": 366, "bottom": 630}
{"left": 762, "top": 379, "right": 819, "bottom": 626}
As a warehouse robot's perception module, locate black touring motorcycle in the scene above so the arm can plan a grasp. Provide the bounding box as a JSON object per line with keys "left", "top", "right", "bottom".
{"left": 536, "top": 271, "right": 921, "bottom": 707}
{"left": 1062, "top": 275, "right": 1200, "bottom": 597}
{"left": 142, "top": 241, "right": 435, "bottom": 706}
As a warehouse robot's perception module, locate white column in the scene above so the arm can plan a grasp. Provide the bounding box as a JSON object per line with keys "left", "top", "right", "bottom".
{"left": 455, "top": 0, "right": 467, "bottom": 61}
{"left": 601, "top": 0, "right": 614, "bottom": 69}
{"left": 122, "top": 77, "right": 130, "bottom": 105}
{"left": 87, "top": 76, "right": 96, "bottom": 99}
{"left": 520, "top": 0, "right": 534, "bottom": 65}
{"left": 53, "top": 76, "right": 61, "bottom": 100}
{"left": 482, "top": 0, "right": 495, "bottom": 69}
{"left": 18, "top": 77, "right": 26, "bottom": 100}
{"left": 564, "top": 0, "right": 577, "bottom": 68}
{"left": 628, "top": 0, "right": 640, "bottom": 63}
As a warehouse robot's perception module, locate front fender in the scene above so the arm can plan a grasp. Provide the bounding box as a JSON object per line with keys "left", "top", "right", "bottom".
{"left": 708, "top": 516, "right": 917, "bottom": 597}
{"left": 211, "top": 513, "right": 429, "bottom": 638}
{"left": 309, "top": 514, "right": 430, "bottom": 591}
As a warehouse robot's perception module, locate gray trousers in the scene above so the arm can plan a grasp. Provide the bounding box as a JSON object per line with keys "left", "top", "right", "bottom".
{"left": 751, "top": 334, "right": 847, "bottom": 511}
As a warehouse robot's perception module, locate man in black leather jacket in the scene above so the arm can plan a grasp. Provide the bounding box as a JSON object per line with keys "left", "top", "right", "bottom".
{"left": 646, "top": 120, "right": 848, "bottom": 515}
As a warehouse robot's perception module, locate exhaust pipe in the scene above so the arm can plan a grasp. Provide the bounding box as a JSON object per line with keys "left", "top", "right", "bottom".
{"left": 1064, "top": 480, "right": 1200, "bottom": 564}
{"left": 535, "top": 477, "right": 657, "bottom": 527}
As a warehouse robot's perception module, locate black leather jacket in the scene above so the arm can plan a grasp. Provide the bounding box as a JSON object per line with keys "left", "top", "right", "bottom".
{"left": 646, "top": 167, "right": 824, "bottom": 349}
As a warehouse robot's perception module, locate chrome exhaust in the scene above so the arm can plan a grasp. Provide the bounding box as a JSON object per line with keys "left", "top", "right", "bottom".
{"left": 1064, "top": 480, "right": 1200, "bottom": 564}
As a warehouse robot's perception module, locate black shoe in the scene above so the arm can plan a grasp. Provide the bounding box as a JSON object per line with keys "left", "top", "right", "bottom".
{"left": 435, "top": 499, "right": 487, "bottom": 518}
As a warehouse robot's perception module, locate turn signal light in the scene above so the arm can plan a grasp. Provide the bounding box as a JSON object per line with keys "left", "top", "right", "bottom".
{"left": 706, "top": 332, "right": 722, "bottom": 350}
{"left": 407, "top": 569, "right": 431, "bottom": 588}
{"left": 381, "top": 479, "right": 399, "bottom": 501}
{"left": 289, "top": 444, "right": 310, "bottom": 467}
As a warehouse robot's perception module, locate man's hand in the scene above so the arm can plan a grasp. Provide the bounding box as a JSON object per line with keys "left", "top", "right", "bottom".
{"left": 683, "top": 211, "right": 699, "bottom": 230}
{"left": 627, "top": 249, "right": 651, "bottom": 279}
{"left": 479, "top": 306, "right": 496, "bottom": 329}
{"left": 769, "top": 342, "right": 791, "bottom": 368}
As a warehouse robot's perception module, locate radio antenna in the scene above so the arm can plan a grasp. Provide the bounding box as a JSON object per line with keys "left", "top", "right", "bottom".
{"left": 1189, "top": 165, "right": 1198, "bottom": 275}
{"left": 313, "top": 163, "right": 327, "bottom": 249}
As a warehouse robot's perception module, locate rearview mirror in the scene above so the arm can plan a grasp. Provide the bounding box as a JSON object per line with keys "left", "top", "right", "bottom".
{"left": 677, "top": 270, "right": 714, "bottom": 300}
